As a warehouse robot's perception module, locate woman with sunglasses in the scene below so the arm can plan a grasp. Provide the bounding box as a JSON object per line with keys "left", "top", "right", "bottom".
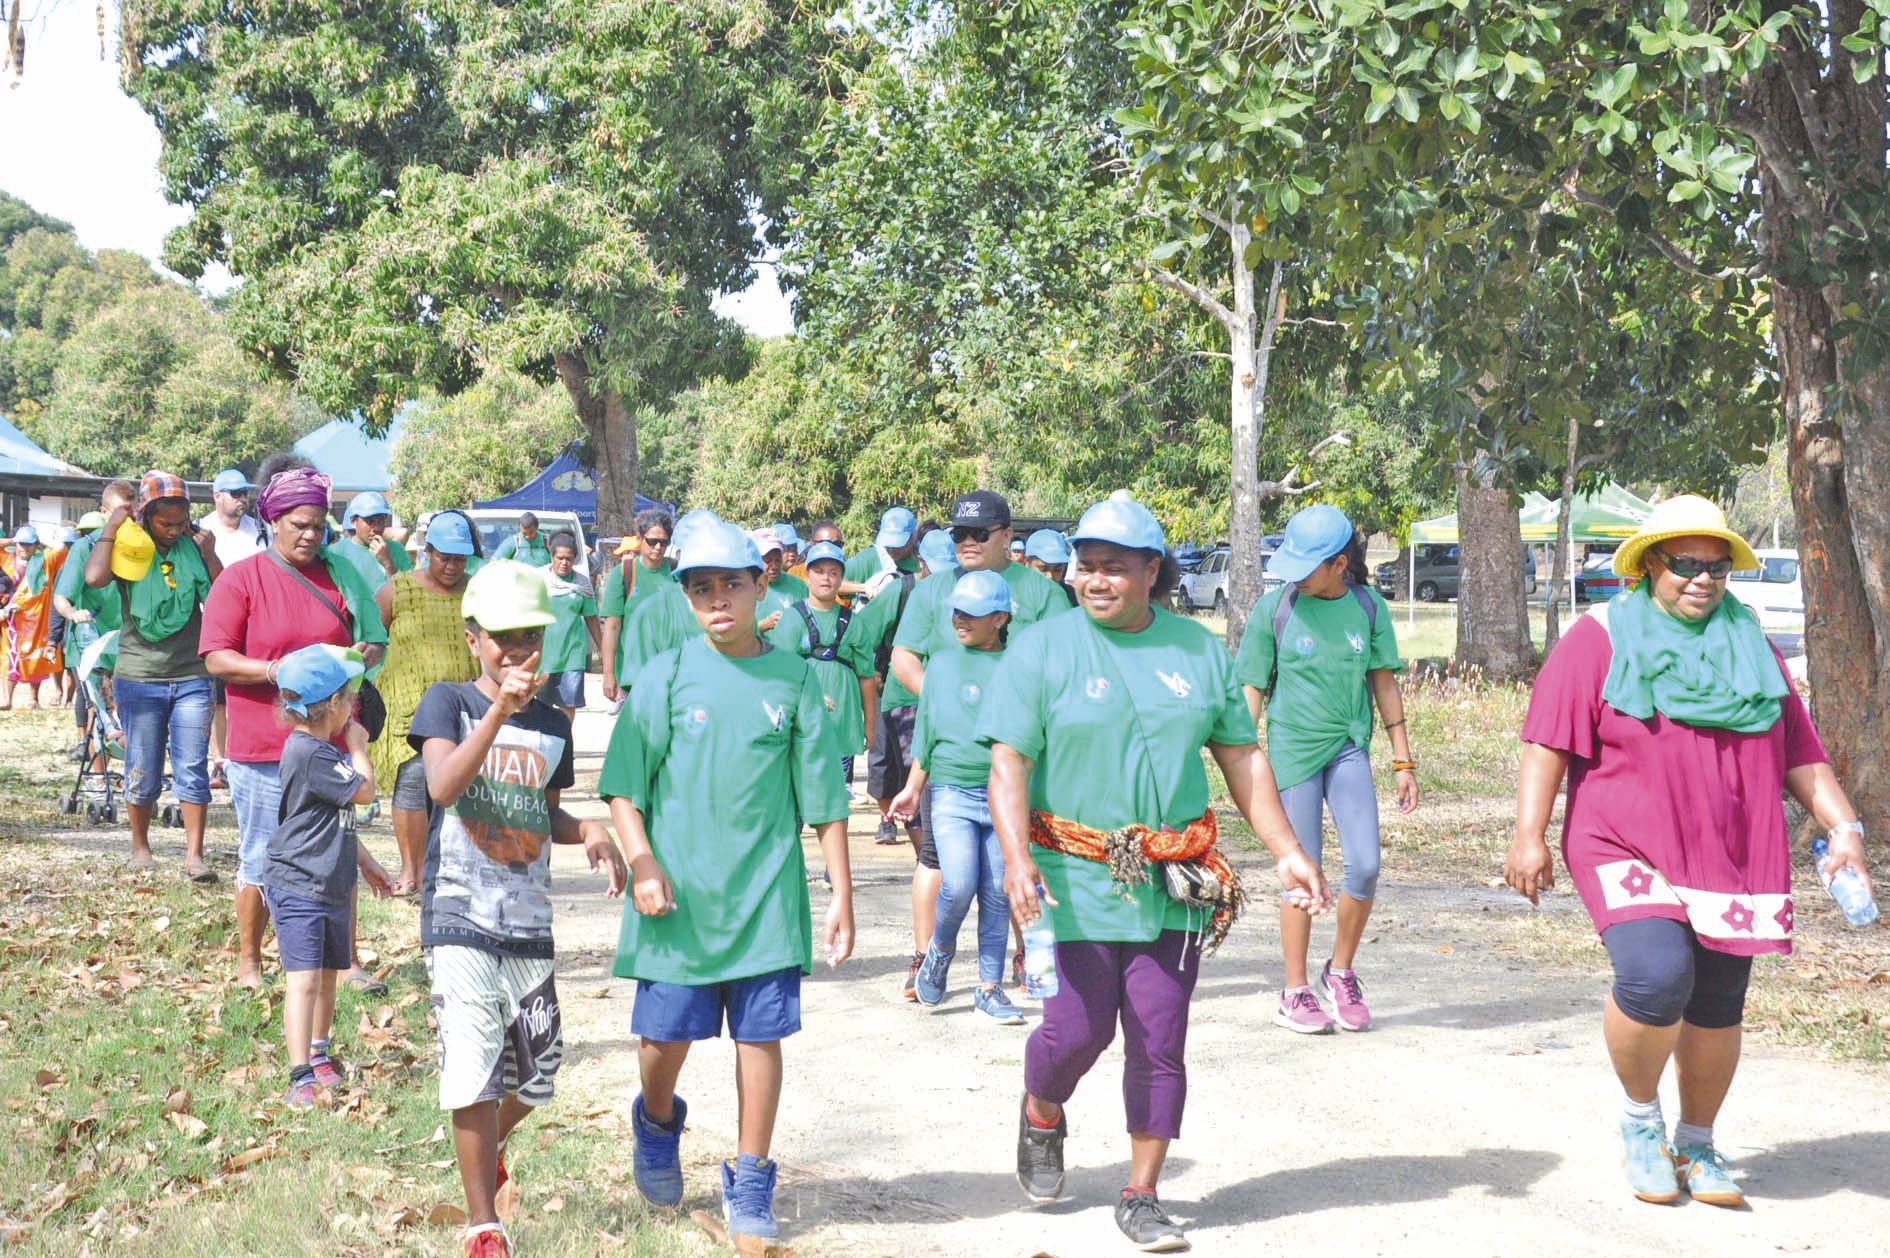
{"left": 371, "top": 510, "right": 484, "bottom": 896}
{"left": 600, "top": 508, "right": 675, "bottom": 705}
{"left": 203, "top": 465, "right": 390, "bottom": 987}
{"left": 85, "top": 472, "right": 223, "bottom": 878}
{"left": 1507, "top": 495, "right": 1872, "bottom": 1209}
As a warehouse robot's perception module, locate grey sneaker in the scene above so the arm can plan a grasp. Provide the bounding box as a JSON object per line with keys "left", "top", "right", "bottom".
{"left": 1015, "top": 1094, "right": 1065, "bottom": 1203}
{"left": 874, "top": 815, "right": 902, "bottom": 845}
{"left": 914, "top": 943, "right": 952, "bottom": 1007}
{"left": 975, "top": 984, "right": 1025, "bottom": 1025}
{"left": 1115, "top": 1189, "right": 1189, "bottom": 1252}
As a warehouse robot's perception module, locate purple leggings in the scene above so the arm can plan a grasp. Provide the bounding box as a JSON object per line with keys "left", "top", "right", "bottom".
{"left": 1023, "top": 931, "right": 1200, "bottom": 1140}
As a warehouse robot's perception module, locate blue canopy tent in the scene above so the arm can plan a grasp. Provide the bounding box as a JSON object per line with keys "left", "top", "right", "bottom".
{"left": 472, "top": 446, "right": 664, "bottom": 529}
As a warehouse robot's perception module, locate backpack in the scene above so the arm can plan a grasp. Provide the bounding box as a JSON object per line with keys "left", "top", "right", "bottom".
{"left": 794, "top": 599, "right": 853, "bottom": 663}
{"left": 871, "top": 572, "right": 916, "bottom": 680}
{"left": 1264, "top": 582, "right": 1379, "bottom": 695}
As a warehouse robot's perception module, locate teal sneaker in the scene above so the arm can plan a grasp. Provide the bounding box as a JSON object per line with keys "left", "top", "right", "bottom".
{"left": 1676, "top": 1143, "right": 1744, "bottom": 1208}
{"left": 1620, "top": 1118, "right": 1681, "bottom": 1204}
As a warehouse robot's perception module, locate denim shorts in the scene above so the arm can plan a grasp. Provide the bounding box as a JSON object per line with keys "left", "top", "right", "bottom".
{"left": 548, "top": 670, "right": 585, "bottom": 710}
{"left": 114, "top": 676, "right": 213, "bottom": 807}
{"left": 392, "top": 754, "right": 431, "bottom": 813}
{"left": 631, "top": 967, "right": 801, "bottom": 1043}
{"left": 263, "top": 887, "right": 351, "bottom": 971}
{"left": 227, "top": 759, "right": 282, "bottom": 886}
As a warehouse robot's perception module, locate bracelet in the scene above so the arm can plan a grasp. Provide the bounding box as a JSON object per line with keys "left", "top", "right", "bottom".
{"left": 266, "top": 659, "right": 279, "bottom": 685}
{"left": 1829, "top": 820, "right": 1865, "bottom": 841}
{"left": 1383, "top": 719, "right": 1407, "bottom": 731}
{"left": 1391, "top": 759, "right": 1418, "bottom": 772}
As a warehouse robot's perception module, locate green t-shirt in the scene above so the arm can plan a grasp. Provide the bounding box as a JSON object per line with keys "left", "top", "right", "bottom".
{"left": 599, "top": 637, "right": 848, "bottom": 985}
{"left": 839, "top": 571, "right": 921, "bottom": 710}
{"left": 493, "top": 533, "right": 552, "bottom": 567}
{"left": 543, "top": 579, "right": 597, "bottom": 674}
{"left": 765, "top": 601, "right": 872, "bottom": 754}
{"left": 756, "top": 585, "right": 794, "bottom": 629}
{"left": 599, "top": 558, "right": 676, "bottom": 678}
{"left": 331, "top": 534, "right": 409, "bottom": 593}
{"left": 54, "top": 535, "right": 121, "bottom": 633}
{"left": 771, "top": 571, "right": 809, "bottom": 603}
{"left": 893, "top": 560, "right": 1066, "bottom": 667}
{"left": 620, "top": 578, "right": 704, "bottom": 691}
{"left": 977, "top": 608, "right": 1257, "bottom": 943}
{"left": 844, "top": 545, "right": 918, "bottom": 587}
{"left": 1233, "top": 584, "right": 1401, "bottom": 791}
{"left": 912, "top": 644, "right": 1004, "bottom": 787}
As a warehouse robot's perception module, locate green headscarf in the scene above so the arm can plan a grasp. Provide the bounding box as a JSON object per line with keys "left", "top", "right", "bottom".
{"left": 1601, "top": 582, "right": 1786, "bottom": 733}
{"left": 126, "top": 540, "right": 211, "bottom": 643}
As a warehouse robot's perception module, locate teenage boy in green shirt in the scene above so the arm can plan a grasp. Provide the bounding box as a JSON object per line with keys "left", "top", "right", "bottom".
{"left": 601, "top": 519, "right": 854, "bottom": 1250}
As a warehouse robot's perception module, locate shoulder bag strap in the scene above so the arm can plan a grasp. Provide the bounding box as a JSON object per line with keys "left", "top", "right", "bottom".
{"left": 268, "top": 550, "right": 355, "bottom": 640}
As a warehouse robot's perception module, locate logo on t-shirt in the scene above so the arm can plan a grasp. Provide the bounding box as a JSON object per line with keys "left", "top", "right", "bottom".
{"left": 455, "top": 742, "right": 552, "bottom": 867}
{"left": 961, "top": 682, "right": 982, "bottom": 704}
{"left": 1294, "top": 635, "right": 1317, "bottom": 656}
{"left": 1084, "top": 676, "right": 1110, "bottom": 701}
{"left": 1156, "top": 669, "right": 1192, "bottom": 698}
{"left": 762, "top": 700, "right": 787, "bottom": 731}
{"left": 1346, "top": 631, "right": 1366, "bottom": 655}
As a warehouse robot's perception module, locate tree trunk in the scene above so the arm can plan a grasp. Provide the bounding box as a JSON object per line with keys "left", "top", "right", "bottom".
{"left": 1748, "top": 27, "right": 1890, "bottom": 835}
{"left": 1543, "top": 410, "right": 1579, "bottom": 648}
{"left": 1223, "top": 228, "right": 1263, "bottom": 650}
{"left": 553, "top": 350, "right": 639, "bottom": 537}
{"left": 1455, "top": 463, "right": 1533, "bottom": 678}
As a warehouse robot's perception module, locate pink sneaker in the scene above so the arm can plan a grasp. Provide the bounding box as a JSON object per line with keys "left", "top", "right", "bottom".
{"left": 1320, "top": 960, "right": 1372, "bottom": 1031}
{"left": 1274, "top": 986, "right": 1335, "bottom": 1034}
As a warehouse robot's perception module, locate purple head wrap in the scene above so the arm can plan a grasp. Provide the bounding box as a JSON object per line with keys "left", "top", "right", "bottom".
{"left": 257, "top": 467, "right": 334, "bottom": 523}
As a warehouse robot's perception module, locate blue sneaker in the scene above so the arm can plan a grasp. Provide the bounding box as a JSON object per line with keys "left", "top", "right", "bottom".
{"left": 975, "top": 984, "right": 1026, "bottom": 1025}
{"left": 1675, "top": 1142, "right": 1744, "bottom": 1208}
{"left": 1620, "top": 1118, "right": 1681, "bottom": 1204}
{"left": 631, "top": 1094, "right": 686, "bottom": 1207}
{"left": 720, "top": 1153, "right": 781, "bottom": 1242}
{"left": 914, "top": 943, "right": 953, "bottom": 1008}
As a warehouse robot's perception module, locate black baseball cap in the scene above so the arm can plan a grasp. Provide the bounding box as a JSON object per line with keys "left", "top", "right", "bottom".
{"left": 952, "top": 490, "right": 1011, "bottom": 529}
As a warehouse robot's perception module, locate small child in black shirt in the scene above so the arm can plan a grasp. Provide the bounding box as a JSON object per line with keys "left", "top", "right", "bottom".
{"left": 262, "top": 644, "right": 391, "bottom": 1109}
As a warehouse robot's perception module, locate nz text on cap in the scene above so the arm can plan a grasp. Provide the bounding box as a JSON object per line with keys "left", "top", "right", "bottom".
{"left": 952, "top": 490, "right": 1012, "bottom": 529}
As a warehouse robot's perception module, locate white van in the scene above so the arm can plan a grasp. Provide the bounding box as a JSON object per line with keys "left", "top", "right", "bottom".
{"left": 1728, "top": 547, "right": 1803, "bottom": 629}
{"left": 429, "top": 509, "right": 593, "bottom": 583}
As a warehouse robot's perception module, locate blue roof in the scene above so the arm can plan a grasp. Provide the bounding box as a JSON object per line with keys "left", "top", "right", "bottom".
{"left": 0, "top": 412, "right": 89, "bottom": 477}
{"left": 293, "top": 409, "right": 410, "bottom": 493}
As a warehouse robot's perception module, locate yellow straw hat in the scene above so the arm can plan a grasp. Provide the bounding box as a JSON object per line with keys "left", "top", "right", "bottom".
{"left": 109, "top": 520, "right": 158, "bottom": 583}
{"left": 1612, "top": 494, "right": 1759, "bottom": 578}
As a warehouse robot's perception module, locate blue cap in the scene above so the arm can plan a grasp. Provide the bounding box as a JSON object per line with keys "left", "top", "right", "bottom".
{"left": 804, "top": 540, "right": 846, "bottom": 569}
{"left": 672, "top": 508, "right": 722, "bottom": 558}
{"left": 917, "top": 529, "right": 959, "bottom": 574}
{"left": 425, "top": 511, "right": 477, "bottom": 556}
{"left": 1266, "top": 504, "right": 1354, "bottom": 583}
{"left": 345, "top": 491, "right": 391, "bottom": 523}
{"left": 212, "top": 468, "right": 254, "bottom": 495}
{"left": 12, "top": 525, "right": 39, "bottom": 546}
{"left": 875, "top": 506, "right": 918, "bottom": 549}
{"left": 58, "top": 527, "right": 80, "bottom": 546}
{"left": 675, "top": 520, "right": 763, "bottom": 576}
{"left": 1025, "top": 529, "right": 1071, "bottom": 565}
{"left": 275, "top": 643, "right": 365, "bottom": 716}
{"left": 772, "top": 523, "right": 802, "bottom": 549}
{"left": 949, "top": 569, "right": 1013, "bottom": 617}
{"left": 1070, "top": 491, "right": 1165, "bottom": 554}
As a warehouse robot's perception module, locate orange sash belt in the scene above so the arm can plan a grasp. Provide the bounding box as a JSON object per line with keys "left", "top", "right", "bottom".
{"left": 1029, "top": 809, "right": 1243, "bottom": 953}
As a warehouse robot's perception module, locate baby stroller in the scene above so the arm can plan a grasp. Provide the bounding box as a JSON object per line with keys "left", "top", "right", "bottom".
{"left": 55, "top": 631, "right": 127, "bottom": 825}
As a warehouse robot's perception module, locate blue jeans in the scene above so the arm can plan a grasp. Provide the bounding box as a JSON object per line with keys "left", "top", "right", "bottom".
{"left": 227, "top": 759, "right": 282, "bottom": 886}
{"left": 1279, "top": 740, "right": 1381, "bottom": 900}
{"left": 929, "top": 784, "right": 1009, "bottom": 984}
{"left": 114, "top": 676, "right": 212, "bottom": 808}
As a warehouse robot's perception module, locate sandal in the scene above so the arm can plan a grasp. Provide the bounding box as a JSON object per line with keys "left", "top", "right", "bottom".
{"left": 185, "top": 864, "right": 220, "bottom": 884}
{"left": 342, "top": 970, "right": 389, "bottom": 996}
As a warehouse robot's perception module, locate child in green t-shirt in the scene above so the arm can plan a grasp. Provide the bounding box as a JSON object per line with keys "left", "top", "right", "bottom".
{"left": 767, "top": 540, "right": 875, "bottom": 791}
{"left": 542, "top": 532, "right": 601, "bottom": 721}
{"left": 600, "top": 519, "right": 854, "bottom": 1250}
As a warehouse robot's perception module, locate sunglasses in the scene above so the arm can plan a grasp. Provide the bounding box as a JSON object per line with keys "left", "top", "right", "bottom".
{"left": 952, "top": 526, "right": 997, "bottom": 544}
{"left": 1651, "top": 550, "right": 1734, "bottom": 581}
{"left": 641, "top": 534, "right": 671, "bottom": 548}
{"left": 160, "top": 560, "right": 177, "bottom": 590}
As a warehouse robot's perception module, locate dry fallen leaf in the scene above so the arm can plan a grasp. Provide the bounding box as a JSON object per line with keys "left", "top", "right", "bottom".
{"left": 427, "top": 1203, "right": 468, "bottom": 1226}
{"left": 222, "top": 1146, "right": 279, "bottom": 1173}
{"left": 1433, "top": 944, "right": 1455, "bottom": 955}
{"left": 542, "top": 1195, "right": 564, "bottom": 1214}
{"left": 162, "top": 1089, "right": 192, "bottom": 1116}
{"left": 153, "top": 915, "right": 171, "bottom": 933}
{"left": 33, "top": 1070, "right": 60, "bottom": 1090}
{"left": 373, "top": 1004, "right": 395, "bottom": 1029}
{"left": 495, "top": 1179, "right": 519, "bottom": 1223}
{"left": 165, "top": 1112, "right": 209, "bottom": 1141}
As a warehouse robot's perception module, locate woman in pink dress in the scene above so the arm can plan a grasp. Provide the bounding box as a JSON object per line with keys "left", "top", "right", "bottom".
{"left": 1507, "top": 496, "right": 1872, "bottom": 1209}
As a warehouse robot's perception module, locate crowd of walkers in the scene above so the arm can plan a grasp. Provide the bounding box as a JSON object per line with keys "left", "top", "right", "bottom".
{"left": 9, "top": 464, "right": 1875, "bottom": 1255}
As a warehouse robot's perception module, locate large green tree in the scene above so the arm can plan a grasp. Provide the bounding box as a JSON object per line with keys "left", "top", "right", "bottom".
{"left": 387, "top": 371, "right": 581, "bottom": 519}
{"left": 121, "top": 0, "right": 843, "bottom": 533}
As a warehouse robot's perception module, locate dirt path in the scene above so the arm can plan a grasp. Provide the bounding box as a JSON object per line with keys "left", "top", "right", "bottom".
{"left": 529, "top": 711, "right": 1890, "bottom": 1257}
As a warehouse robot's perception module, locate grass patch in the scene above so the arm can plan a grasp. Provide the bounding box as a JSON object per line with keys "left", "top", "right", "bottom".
{"left": 0, "top": 834, "right": 690, "bottom": 1253}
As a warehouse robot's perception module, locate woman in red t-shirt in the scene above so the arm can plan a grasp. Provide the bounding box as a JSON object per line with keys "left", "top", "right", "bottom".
{"left": 202, "top": 466, "right": 388, "bottom": 990}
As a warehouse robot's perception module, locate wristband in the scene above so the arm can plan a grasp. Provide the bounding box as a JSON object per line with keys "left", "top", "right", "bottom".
{"left": 1828, "top": 820, "right": 1865, "bottom": 842}
{"left": 1383, "top": 718, "right": 1407, "bottom": 731}
{"left": 1391, "top": 759, "right": 1418, "bottom": 772}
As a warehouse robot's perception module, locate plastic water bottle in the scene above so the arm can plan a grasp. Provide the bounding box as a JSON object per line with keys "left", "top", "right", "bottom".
{"left": 1022, "top": 894, "right": 1059, "bottom": 1000}
{"left": 1811, "top": 837, "right": 1880, "bottom": 927}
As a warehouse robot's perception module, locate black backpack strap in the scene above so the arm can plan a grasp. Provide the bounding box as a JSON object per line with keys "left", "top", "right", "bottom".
{"left": 1349, "top": 582, "right": 1378, "bottom": 634}
{"left": 1265, "top": 587, "right": 1299, "bottom": 696}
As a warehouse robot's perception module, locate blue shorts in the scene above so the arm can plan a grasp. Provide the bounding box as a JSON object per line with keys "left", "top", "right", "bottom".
{"left": 548, "top": 670, "right": 585, "bottom": 710}
{"left": 631, "top": 967, "right": 801, "bottom": 1043}
{"left": 263, "top": 887, "right": 351, "bottom": 972}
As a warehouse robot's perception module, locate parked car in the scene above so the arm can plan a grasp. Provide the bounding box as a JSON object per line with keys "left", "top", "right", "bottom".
{"left": 457, "top": 508, "right": 594, "bottom": 582}
{"left": 1574, "top": 551, "right": 1631, "bottom": 603}
{"left": 1174, "top": 543, "right": 1209, "bottom": 574}
{"left": 1177, "top": 547, "right": 1282, "bottom": 612}
{"left": 1728, "top": 547, "right": 1804, "bottom": 628}
{"left": 1375, "top": 544, "right": 1536, "bottom": 602}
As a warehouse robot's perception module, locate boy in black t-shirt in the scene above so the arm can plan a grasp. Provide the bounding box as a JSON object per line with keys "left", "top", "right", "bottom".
{"left": 261, "top": 645, "right": 391, "bottom": 1110}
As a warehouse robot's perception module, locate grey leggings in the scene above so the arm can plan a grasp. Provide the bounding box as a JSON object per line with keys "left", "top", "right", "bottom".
{"left": 1278, "top": 740, "right": 1381, "bottom": 901}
